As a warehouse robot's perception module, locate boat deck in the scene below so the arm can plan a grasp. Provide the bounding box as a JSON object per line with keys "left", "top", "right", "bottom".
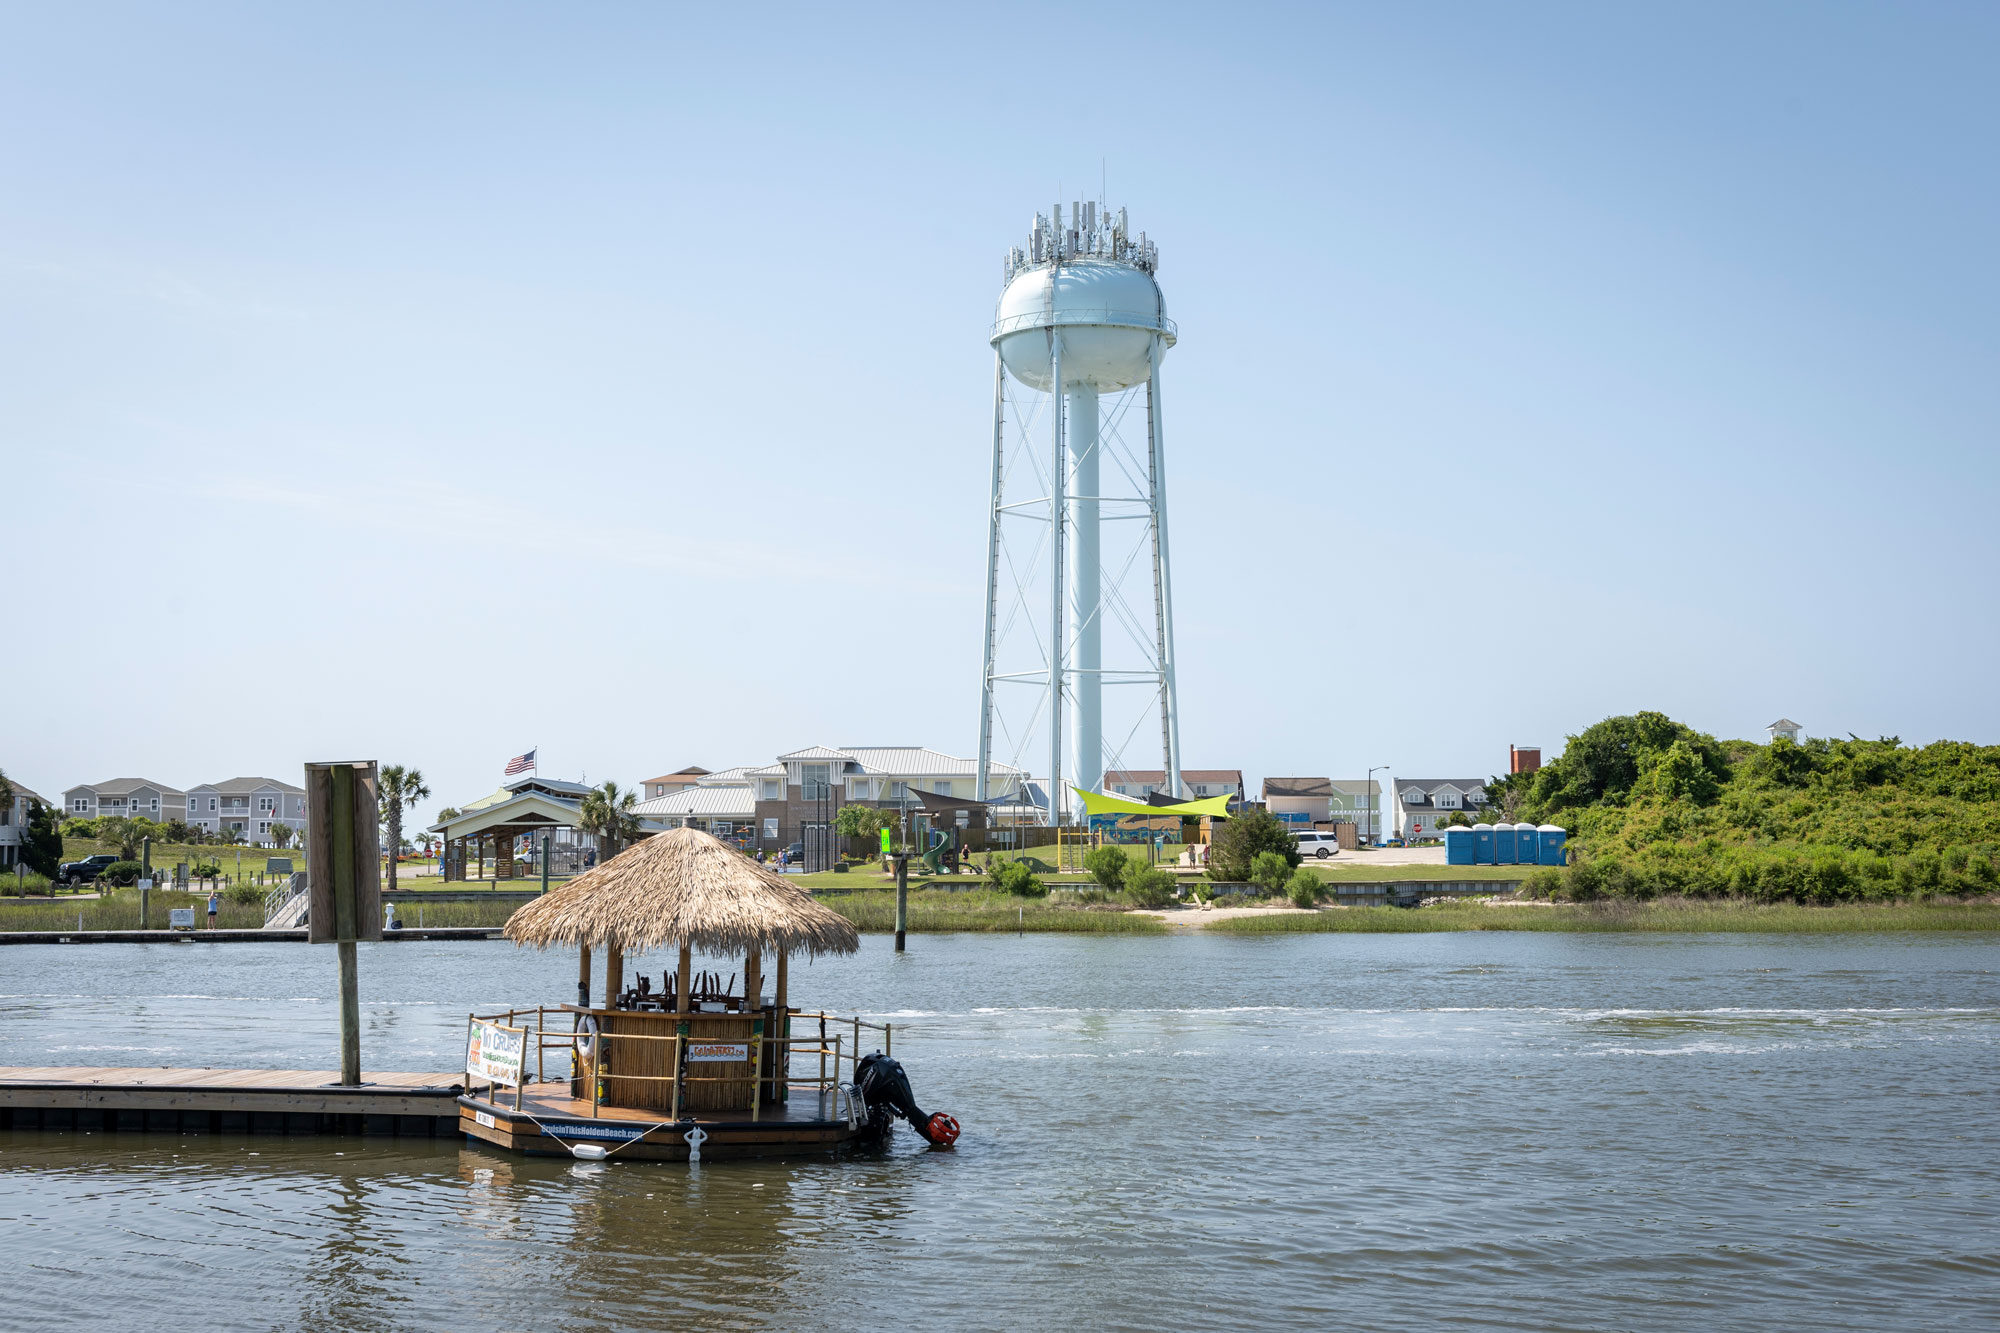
{"left": 0, "top": 1066, "right": 464, "bottom": 1137}
{"left": 460, "top": 1080, "right": 865, "bottom": 1161}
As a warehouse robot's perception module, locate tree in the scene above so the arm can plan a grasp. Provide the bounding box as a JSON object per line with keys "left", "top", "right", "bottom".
{"left": 163, "top": 819, "right": 193, "bottom": 843}
{"left": 61, "top": 817, "right": 100, "bottom": 839}
{"left": 268, "top": 822, "right": 295, "bottom": 850}
{"left": 579, "top": 780, "right": 643, "bottom": 863}
{"left": 1437, "top": 811, "right": 1475, "bottom": 830}
{"left": 834, "top": 804, "right": 891, "bottom": 841}
{"left": 98, "top": 816, "right": 145, "bottom": 860}
{"left": 24, "top": 798, "right": 63, "bottom": 878}
{"left": 377, "top": 765, "right": 431, "bottom": 893}
{"left": 1206, "top": 807, "right": 1301, "bottom": 882}
{"left": 1250, "top": 850, "right": 1292, "bottom": 893}
{"left": 1082, "top": 844, "right": 1130, "bottom": 892}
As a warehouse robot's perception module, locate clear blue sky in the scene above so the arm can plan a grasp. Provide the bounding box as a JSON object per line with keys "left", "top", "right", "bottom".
{"left": 5, "top": 2, "right": 1996, "bottom": 814}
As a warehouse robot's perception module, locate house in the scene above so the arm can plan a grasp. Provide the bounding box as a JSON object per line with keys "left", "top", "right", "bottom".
{"left": 1, "top": 780, "right": 50, "bottom": 868}
{"left": 1262, "top": 777, "right": 1333, "bottom": 827}
{"left": 1767, "top": 718, "right": 1803, "bottom": 744}
{"left": 635, "top": 746, "right": 1029, "bottom": 852}
{"left": 1329, "top": 779, "right": 1385, "bottom": 842}
{"left": 1103, "top": 769, "right": 1245, "bottom": 804}
{"left": 186, "top": 777, "right": 308, "bottom": 846}
{"left": 1390, "top": 778, "right": 1488, "bottom": 841}
{"left": 62, "top": 778, "right": 186, "bottom": 825}
{"left": 640, "top": 767, "right": 711, "bottom": 800}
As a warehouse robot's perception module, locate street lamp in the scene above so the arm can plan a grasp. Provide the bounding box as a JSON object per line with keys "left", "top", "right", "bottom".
{"left": 1365, "top": 766, "right": 1390, "bottom": 847}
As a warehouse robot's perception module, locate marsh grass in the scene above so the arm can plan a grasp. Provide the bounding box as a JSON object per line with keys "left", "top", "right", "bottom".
{"left": 820, "top": 889, "right": 1165, "bottom": 934}
{"left": 0, "top": 889, "right": 266, "bottom": 931}
{"left": 1206, "top": 897, "right": 2000, "bottom": 934}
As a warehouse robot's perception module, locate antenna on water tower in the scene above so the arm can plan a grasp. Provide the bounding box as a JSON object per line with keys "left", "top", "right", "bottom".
{"left": 977, "top": 199, "right": 1183, "bottom": 825}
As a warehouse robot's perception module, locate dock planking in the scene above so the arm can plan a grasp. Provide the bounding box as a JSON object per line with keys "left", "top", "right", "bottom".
{"left": 0, "top": 1066, "right": 465, "bottom": 1138}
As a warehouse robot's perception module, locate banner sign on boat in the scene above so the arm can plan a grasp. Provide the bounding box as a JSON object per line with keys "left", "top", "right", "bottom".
{"left": 541, "top": 1121, "right": 649, "bottom": 1142}
{"left": 466, "top": 1019, "right": 525, "bottom": 1085}
{"left": 687, "top": 1041, "right": 750, "bottom": 1063}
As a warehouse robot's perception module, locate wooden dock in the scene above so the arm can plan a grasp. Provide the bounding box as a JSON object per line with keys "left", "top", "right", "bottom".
{"left": 0, "top": 1066, "right": 464, "bottom": 1137}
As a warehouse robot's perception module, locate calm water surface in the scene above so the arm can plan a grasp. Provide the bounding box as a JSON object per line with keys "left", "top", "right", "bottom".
{"left": 2, "top": 933, "right": 1996, "bottom": 1330}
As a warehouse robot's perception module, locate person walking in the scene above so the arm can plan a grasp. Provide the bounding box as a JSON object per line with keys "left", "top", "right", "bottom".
{"left": 206, "top": 888, "right": 220, "bottom": 930}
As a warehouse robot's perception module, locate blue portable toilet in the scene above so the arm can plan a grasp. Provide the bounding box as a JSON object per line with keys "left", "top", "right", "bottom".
{"left": 1492, "top": 823, "right": 1517, "bottom": 865}
{"left": 1470, "top": 822, "right": 1495, "bottom": 864}
{"left": 1537, "top": 825, "right": 1567, "bottom": 866}
{"left": 1513, "top": 824, "right": 1538, "bottom": 865}
{"left": 1445, "top": 826, "right": 1475, "bottom": 866}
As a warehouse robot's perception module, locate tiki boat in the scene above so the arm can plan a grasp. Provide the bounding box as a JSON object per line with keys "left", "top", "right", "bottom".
{"left": 459, "top": 827, "right": 956, "bottom": 1163}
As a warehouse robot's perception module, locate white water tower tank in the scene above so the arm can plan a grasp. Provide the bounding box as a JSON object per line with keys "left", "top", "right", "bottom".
{"left": 993, "top": 260, "right": 1176, "bottom": 392}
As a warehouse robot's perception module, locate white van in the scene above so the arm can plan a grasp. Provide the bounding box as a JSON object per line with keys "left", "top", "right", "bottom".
{"left": 1295, "top": 831, "right": 1341, "bottom": 859}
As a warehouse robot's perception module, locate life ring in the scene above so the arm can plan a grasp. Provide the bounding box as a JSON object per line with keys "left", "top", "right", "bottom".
{"left": 576, "top": 1014, "right": 600, "bottom": 1060}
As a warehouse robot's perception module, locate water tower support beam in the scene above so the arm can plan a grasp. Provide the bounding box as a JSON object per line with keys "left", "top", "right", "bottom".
{"left": 1070, "top": 384, "right": 1102, "bottom": 795}
{"left": 1047, "top": 335, "right": 1066, "bottom": 825}
{"left": 977, "top": 349, "right": 1005, "bottom": 804}
{"left": 1147, "top": 335, "right": 1183, "bottom": 799}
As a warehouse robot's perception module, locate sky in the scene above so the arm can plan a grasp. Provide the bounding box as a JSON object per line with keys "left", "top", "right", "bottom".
{"left": 4, "top": 2, "right": 1997, "bottom": 815}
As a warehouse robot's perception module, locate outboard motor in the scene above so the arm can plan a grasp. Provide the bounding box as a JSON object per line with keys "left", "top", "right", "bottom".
{"left": 854, "top": 1053, "right": 959, "bottom": 1148}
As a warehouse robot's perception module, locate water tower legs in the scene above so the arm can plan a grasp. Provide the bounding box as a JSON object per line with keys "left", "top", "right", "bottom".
{"left": 1069, "top": 385, "right": 1102, "bottom": 795}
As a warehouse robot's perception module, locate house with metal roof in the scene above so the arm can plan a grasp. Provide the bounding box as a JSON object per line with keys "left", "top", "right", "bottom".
{"left": 186, "top": 776, "right": 307, "bottom": 846}
{"left": 1389, "top": 778, "right": 1488, "bottom": 841}
{"left": 1104, "top": 768, "right": 1244, "bottom": 803}
{"left": 633, "top": 746, "right": 1030, "bottom": 858}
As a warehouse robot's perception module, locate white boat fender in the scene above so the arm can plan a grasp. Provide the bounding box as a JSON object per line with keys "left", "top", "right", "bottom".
{"left": 570, "top": 1143, "right": 609, "bottom": 1161}
{"left": 576, "top": 1014, "right": 599, "bottom": 1060}
{"left": 683, "top": 1126, "right": 708, "bottom": 1163}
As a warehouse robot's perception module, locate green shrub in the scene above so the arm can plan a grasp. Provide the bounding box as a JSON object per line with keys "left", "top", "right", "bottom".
{"left": 986, "top": 858, "right": 1047, "bottom": 898}
{"left": 1125, "top": 867, "right": 1177, "bottom": 909}
{"left": 1208, "top": 808, "right": 1302, "bottom": 882}
{"left": 1520, "top": 867, "right": 1563, "bottom": 900}
{"left": 1081, "top": 845, "right": 1129, "bottom": 892}
{"left": 102, "top": 860, "right": 144, "bottom": 887}
{"left": 224, "top": 882, "right": 263, "bottom": 906}
{"left": 1286, "top": 868, "right": 1320, "bottom": 908}
{"left": 1250, "top": 850, "right": 1292, "bottom": 894}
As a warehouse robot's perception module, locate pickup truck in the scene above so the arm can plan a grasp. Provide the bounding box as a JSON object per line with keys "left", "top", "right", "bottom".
{"left": 57, "top": 853, "right": 123, "bottom": 885}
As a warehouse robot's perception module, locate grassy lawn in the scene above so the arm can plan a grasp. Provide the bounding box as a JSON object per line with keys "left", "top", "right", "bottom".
{"left": 1206, "top": 897, "right": 2000, "bottom": 933}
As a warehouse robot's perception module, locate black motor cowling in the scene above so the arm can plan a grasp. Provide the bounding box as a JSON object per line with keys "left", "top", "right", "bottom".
{"left": 854, "top": 1053, "right": 958, "bottom": 1147}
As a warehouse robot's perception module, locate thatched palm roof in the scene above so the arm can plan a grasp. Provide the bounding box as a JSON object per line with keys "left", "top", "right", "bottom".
{"left": 503, "top": 826, "right": 859, "bottom": 958}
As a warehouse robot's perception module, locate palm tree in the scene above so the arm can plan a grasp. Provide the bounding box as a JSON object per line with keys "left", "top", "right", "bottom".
{"left": 579, "top": 780, "right": 643, "bottom": 863}
{"left": 378, "top": 765, "right": 431, "bottom": 893}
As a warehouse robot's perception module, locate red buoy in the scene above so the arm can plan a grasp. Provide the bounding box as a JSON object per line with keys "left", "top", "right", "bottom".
{"left": 925, "top": 1112, "right": 961, "bottom": 1147}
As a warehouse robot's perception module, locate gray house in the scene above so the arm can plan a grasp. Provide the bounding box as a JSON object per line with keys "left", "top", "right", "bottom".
{"left": 2, "top": 780, "right": 50, "bottom": 868}
{"left": 187, "top": 777, "right": 308, "bottom": 846}
{"left": 62, "top": 778, "right": 186, "bottom": 825}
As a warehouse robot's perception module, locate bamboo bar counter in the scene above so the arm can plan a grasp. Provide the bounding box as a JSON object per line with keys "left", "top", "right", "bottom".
{"left": 459, "top": 827, "right": 890, "bottom": 1163}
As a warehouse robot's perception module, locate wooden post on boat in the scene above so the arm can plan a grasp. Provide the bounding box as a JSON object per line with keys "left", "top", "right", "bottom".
{"left": 305, "top": 761, "right": 382, "bottom": 1088}
{"left": 773, "top": 950, "right": 789, "bottom": 1104}
{"left": 577, "top": 945, "right": 592, "bottom": 1008}
{"left": 671, "top": 942, "right": 692, "bottom": 1118}
{"left": 604, "top": 947, "right": 624, "bottom": 1008}
{"left": 744, "top": 945, "right": 762, "bottom": 1115}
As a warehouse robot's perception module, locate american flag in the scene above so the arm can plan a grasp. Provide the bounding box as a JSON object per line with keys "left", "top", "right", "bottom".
{"left": 504, "top": 749, "right": 537, "bottom": 776}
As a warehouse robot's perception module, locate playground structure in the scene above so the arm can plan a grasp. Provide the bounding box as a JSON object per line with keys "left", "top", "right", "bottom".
{"left": 1056, "top": 787, "right": 1234, "bottom": 871}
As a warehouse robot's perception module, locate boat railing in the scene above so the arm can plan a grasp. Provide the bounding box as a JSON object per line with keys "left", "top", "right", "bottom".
{"left": 464, "top": 1007, "right": 894, "bottom": 1124}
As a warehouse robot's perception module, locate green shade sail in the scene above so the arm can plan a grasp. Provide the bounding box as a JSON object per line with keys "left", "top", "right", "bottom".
{"left": 1071, "top": 787, "right": 1233, "bottom": 819}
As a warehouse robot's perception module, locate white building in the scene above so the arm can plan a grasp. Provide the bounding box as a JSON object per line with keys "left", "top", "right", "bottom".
{"left": 1767, "top": 718, "right": 1803, "bottom": 744}
{"left": 187, "top": 777, "right": 308, "bottom": 846}
{"left": 1, "top": 780, "right": 50, "bottom": 868}
{"left": 1389, "top": 778, "right": 1488, "bottom": 841}
{"left": 62, "top": 778, "right": 186, "bottom": 825}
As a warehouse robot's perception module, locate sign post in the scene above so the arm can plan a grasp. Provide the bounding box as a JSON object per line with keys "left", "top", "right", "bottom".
{"left": 306, "top": 761, "right": 382, "bottom": 1086}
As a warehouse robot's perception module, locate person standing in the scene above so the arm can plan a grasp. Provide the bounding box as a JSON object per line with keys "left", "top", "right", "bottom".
{"left": 206, "top": 888, "right": 219, "bottom": 930}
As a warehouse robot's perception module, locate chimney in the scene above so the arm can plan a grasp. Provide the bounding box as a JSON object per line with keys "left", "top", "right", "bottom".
{"left": 1510, "top": 745, "right": 1541, "bottom": 775}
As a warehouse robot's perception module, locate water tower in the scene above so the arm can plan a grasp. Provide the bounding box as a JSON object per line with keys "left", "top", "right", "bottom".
{"left": 976, "top": 200, "right": 1183, "bottom": 821}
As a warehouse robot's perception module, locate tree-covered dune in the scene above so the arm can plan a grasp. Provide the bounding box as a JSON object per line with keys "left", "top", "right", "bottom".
{"left": 1486, "top": 712, "right": 2000, "bottom": 902}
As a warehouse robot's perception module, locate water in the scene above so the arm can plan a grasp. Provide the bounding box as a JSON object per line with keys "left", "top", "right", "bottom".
{"left": 3, "top": 933, "right": 1997, "bottom": 1330}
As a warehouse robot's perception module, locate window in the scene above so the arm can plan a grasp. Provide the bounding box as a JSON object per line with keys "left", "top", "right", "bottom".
{"left": 758, "top": 780, "right": 780, "bottom": 801}
{"left": 258, "top": 822, "right": 269, "bottom": 834}
{"left": 1438, "top": 790, "right": 1459, "bottom": 810}
{"left": 933, "top": 781, "right": 953, "bottom": 798}
{"left": 74, "top": 798, "right": 88, "bottom": 812}
{"left": 1193, "top": 784, "right": 1210, "bottom": 796}
{"left": 259, "top": 797, "right": 275, "bottom": 813}
{"left": 801, "top": 764, "right": 831, "bottom": 799}
{"left": 849, "top": 779, "right": 872, "bottom": 799}
{"left": 888, "top": 781, "right": 908, "bottom": 801}
{"left": 151, "top": 799, "right": 159, "bottom": 811}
